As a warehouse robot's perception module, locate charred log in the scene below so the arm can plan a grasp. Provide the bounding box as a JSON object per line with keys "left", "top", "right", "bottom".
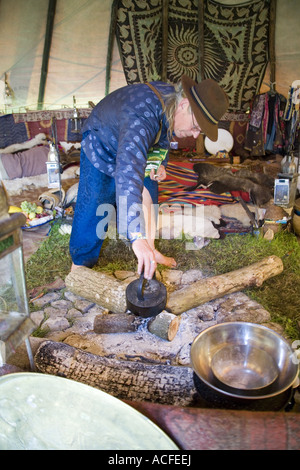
{"left": 34, "top": 341, "right": 198, "bottom": 406}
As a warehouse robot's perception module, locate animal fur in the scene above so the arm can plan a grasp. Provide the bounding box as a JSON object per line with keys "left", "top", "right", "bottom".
{"left": 158, "top": 205, "right": 221, "bottom": 240}
{"left": 190, "top": 163, "right": 274, "bottom": 206}
{"left": 0, "top": 133, "right": 47, "bottom": 154}
{"left": 220, "top": 203, "right": 266, "bottom": 226}
{"left": 2, "top": 165, "right": 79, "bottom": 196}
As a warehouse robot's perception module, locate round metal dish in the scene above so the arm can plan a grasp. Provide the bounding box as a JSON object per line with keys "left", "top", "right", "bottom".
{"left": 0, "top": 373, "right": 178, "bottom": 450}
{"left": 190, "top": 322, "right": 299, "bottom": 400}
{"left": 211, "top": 344, "right": 278, "bottom": 396}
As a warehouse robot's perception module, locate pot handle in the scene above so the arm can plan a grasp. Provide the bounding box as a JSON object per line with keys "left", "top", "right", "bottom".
{"left": 137, "top": 273, "right": 146, "bottom": 301}
{"left": 137, "top": 271, "right": 156, "bottom": 301}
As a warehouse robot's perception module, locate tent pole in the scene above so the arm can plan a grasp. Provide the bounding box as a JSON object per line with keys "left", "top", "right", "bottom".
{"left": 198, "top": 0, "right": 205, "bottom": 82}
{"left": 161, "top": 0, "right": 169, "bottom": 82}
{"left": 269, "top": 0, "right": 276, "bottom": 89}
{"left": 37, "top": 0, "right": 57, "bottom": 110}
{"left": 106, "top": 0, "right": 118, "bottom": 96}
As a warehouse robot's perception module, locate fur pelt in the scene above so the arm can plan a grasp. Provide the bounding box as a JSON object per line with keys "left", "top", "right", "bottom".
{"left": 158, "top": 205, "right": 221, "bottom": 239}
{"left": 2, "top": 165, "right": 79, "bottom": 196}
{"left": 190, "top": 163, "right": 274, "bottom": 206}
{"left": 220, "top": 203, "right": 266, "bottom": 226}
{"left": 0, "top": 133, "right": 47, "bottom": 154}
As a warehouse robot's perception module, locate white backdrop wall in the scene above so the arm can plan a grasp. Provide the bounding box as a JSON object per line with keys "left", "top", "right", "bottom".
{"left": 0, "top": 0, "right": 299, "bottom": 113}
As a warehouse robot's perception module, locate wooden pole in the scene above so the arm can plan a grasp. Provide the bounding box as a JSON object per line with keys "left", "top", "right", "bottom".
{"left": 161, "top": 0, "right": 169, "bottom": 81}
{"left": 269, "top": 0, "right": 277, "bottom": 90}
{"left": 37, "top": 0, "right": 57, "bottom": 110}
{"left": 197, "top": 0, "right": 205, "bottom": 82}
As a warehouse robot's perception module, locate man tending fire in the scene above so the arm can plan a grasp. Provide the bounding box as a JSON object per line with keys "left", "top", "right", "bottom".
{"left": 69, "top": 75, "right": 229, "bottom": 279}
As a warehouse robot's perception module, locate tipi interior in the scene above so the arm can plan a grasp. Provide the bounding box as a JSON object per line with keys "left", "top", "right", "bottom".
{"left": 0, "top": 0, "right": 300, "bottom": 451}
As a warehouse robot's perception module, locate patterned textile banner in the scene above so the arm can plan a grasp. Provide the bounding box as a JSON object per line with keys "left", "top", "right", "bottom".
{"left": 0, "top": 114, "right": 29, "bottom": 148}
{"left": 158, "top": 161, "right": 239, "bottom": 207}
{"left": 115, "top": 0, "right": 270, "bottom": 111}
{"left": 0, "top": 109, "right": 92, "bottom": 147}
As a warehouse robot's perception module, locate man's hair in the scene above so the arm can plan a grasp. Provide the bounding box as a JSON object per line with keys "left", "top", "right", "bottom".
{"left": 162, "top": 81, "right": 191, "bottom": 139}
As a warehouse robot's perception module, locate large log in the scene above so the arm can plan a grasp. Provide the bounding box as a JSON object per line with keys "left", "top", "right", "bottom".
{"left": 65, "top": 267, "right": 128, "bottom": 314}
{"left": 166, "top": 255, "right": 283, "bottom": 315}
{"left": 34, "top": 340, "right": 198, "bottom": 406}
{"left": 65, "top": 256, "right": 283, "bottom": 316}
{"left": 126, "top": 401, "right": 300, "bottom": 450}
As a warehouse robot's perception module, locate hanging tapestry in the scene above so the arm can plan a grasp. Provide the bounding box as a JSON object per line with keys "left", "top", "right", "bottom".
{"left": 114, "top": 0, "right": 163, "bottom": 83}
{"left": 114, "top": 0, "right": 199, "bottom": 84}
{"left": 114, "top": 0, "right": 270, "bottom": 112}
{"left": 203, "top": 0, "right": 270, "bottom": 111}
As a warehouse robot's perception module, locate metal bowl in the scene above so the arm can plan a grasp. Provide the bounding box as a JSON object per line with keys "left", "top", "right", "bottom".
{"left": 190, "top": 322, "right": 299, "bottom": 400}
{"left": 211, "top": 344, "right": 278, "bottom": 396}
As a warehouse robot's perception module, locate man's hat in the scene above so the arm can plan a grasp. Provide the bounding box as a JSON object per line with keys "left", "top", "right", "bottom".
{"left": 181, "top": 75, "right": 229, "bottom": 142}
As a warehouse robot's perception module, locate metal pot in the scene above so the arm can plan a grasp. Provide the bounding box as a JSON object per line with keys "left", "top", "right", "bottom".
{"left": 126, "top": 273, "right": 167, "bottom": 318}
{"left": 190, "top": 322, "right": 299, "bottom": 409}
{"left": 192, "top": 372, "right": 296, "bottom": 412}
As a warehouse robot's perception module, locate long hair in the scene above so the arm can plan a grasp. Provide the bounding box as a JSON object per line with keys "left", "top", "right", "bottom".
{"left": 161, "top": 81, "right": 190, "bottom": 139}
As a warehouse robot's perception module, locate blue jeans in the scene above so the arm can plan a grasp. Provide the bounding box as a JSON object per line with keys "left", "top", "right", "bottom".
{"left": 69, "top": 149, "right": 158, "bottom": 267}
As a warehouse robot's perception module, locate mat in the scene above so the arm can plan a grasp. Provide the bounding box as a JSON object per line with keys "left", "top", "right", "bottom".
{"left": 159, "top": 161, "right": 238, "bottom": 208}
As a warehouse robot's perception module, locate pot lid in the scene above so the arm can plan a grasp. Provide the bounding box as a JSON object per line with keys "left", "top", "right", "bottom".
{"left": 126, "top": 274, "right": 167, "bottom": 309}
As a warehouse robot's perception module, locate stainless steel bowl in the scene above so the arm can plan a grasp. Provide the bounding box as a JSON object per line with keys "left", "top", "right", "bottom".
{"left": 211, "top": 344, "right": 279, "bottom": 395}
{"left": 191, "top": 322, "right": 299, "bottom": 400}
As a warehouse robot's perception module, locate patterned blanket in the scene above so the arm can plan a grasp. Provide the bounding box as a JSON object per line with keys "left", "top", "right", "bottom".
{"left": 114, "top": 0, "right": 270, "bottom": 111}
{"left": 0, "top": 111, "right": 89, "bottom": 148}
{"left": 159, "top": 161, "right": 238, "bottom": 208}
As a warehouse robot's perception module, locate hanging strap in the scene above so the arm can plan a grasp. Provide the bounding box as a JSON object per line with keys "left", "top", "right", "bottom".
{"left": 145, "top": 82, "right": 165, "bottom": 144}
{"left": 146, "top": 82, "right": 165, "bottom": 109}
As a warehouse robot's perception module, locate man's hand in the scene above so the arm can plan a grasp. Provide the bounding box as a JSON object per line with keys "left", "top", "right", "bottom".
{"left": 131, "top": 238, "right": 157, "bottom": 279}
{"left": 150, "top": 165, "right": 166, "bottom": 182}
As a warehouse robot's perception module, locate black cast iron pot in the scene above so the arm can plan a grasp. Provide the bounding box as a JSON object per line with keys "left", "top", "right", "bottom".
{"left": 126, "top": 273, "right": 167, "bottom": 318}
{"left": 192, "top": 373, "right": 296, "bottom": 412}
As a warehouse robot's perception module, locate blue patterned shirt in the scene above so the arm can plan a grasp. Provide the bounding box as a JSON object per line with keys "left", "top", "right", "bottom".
{"left": 81, "top": 81, "right": 173, "bottom": 240}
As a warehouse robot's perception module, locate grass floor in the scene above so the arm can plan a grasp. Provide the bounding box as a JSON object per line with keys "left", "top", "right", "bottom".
{"left": 25, "top": 220, "right": 300, "bottom": 341}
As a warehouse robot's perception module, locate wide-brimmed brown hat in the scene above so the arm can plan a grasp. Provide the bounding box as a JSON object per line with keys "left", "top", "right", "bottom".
{"left": 181, "top": 75, "right": 229, "bottom": 142}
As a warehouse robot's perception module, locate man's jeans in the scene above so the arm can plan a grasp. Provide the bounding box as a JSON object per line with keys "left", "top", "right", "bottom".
{"left": 69, "top": 150, "right": 158, "bottom": 267}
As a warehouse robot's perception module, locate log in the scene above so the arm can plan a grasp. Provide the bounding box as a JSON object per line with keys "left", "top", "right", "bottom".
{"left": 65, "top": 256, "right": 283, "bottom": 317}
{"left": 94, "top": 313, "right": 143, "bottom": 334}
{"left": 65, "top": 266, "right": 128, "bottom": 314}
{"left": 148, "top": 312, "right": 180, "bottom": 341}
{"left": 34, "top": 340, "right": 198, "bottom": 406}
{"left": 166, "top": 255, "right": 284, "bottom": 315}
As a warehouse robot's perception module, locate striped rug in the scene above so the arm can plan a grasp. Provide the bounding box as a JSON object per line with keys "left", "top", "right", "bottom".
{"left": 159, "top": 162, "right": 238, "bottom": 208}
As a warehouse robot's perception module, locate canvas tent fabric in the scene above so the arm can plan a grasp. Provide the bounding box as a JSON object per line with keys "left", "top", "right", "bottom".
{"left": 0, "top": 0, "right": 299, "bottom": 114}
{"left": 0, "top": 0, "right": 127, "bottom": 113}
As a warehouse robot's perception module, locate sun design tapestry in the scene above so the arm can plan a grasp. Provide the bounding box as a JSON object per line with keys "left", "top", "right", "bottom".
{"left": 114, "top": 0, "right": 270, "bottom": 111}
{"left": 203, "top": 0, "right": 270, "bottom": 111}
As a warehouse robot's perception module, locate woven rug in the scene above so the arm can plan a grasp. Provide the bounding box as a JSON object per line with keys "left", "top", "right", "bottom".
{"left": 158, "top": 161, "right": 238, "bottom": 208}
{"left": 114, "top": 0, "right": 270, "bottom": 111}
